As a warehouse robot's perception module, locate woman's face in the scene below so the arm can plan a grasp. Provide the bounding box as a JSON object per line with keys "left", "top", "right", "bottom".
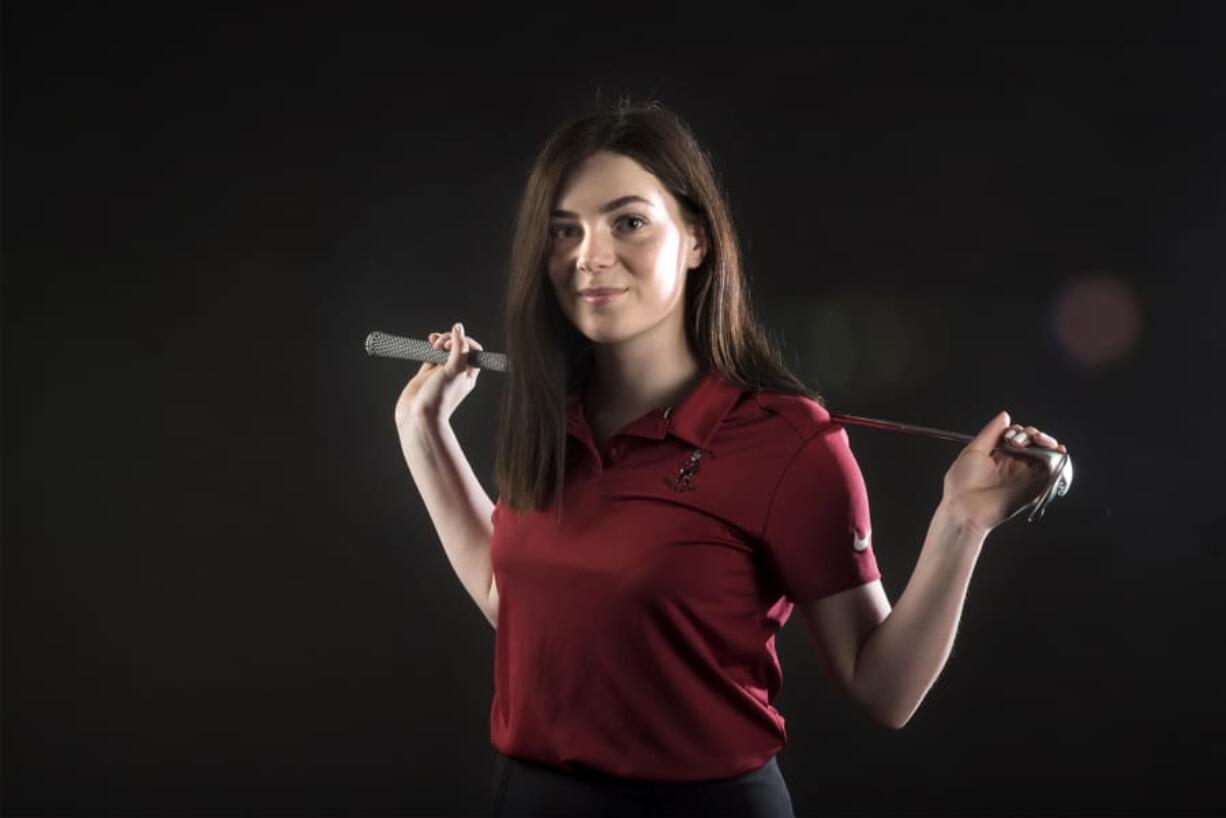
{"left": 546, "top": 151, "right": 706, "bottom": 345}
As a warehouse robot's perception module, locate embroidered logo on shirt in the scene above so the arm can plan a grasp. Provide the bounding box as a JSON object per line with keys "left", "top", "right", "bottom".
{"left": 852, "top": 525, "right": 872, "bottom": 552}
{"left": 663, "top": 447, "right": 715, "bottom": 493}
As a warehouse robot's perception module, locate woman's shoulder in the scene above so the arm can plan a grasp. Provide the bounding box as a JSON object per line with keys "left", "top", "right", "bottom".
{"left": 746, "top": 387, "right": 838, "bottom": 443}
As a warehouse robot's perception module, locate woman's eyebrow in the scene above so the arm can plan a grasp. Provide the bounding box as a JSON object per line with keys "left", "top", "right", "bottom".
{"left": 550, "top": 195, "right": 656, "bottom": 219}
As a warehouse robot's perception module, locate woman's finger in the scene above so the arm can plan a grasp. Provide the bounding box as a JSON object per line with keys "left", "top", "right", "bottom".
{"left": 1010, "top": 424, "right": 1059, "bottom": 449}
{"left": 1003, "top": 427, "right": 1030, "bottom": 447}
{"left": 1025, "top": 426, "right": 1060, "bottom": 448}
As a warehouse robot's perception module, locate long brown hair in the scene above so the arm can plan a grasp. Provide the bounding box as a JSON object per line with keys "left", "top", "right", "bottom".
{"left": 493, "top": 98, "right": 822, "bottom": 522}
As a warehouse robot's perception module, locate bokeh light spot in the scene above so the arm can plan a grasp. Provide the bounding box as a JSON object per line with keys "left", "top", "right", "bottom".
{"left": 1051, "top": 273, "right": 1143, "bottom": 368}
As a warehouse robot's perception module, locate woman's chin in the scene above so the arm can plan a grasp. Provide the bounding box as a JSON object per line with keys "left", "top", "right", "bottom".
{"left": 578, "top": 324, "right": 632, "bottom": 345}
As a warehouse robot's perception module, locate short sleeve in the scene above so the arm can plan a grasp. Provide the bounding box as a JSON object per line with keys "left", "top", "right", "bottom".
{"left": 759, "top": 427, "right": 881, "bottom": 604}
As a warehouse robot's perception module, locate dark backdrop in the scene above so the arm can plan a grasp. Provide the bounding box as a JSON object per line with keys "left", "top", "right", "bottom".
{"left": 5, "top": 5, "right": 1224, "bottom": 817}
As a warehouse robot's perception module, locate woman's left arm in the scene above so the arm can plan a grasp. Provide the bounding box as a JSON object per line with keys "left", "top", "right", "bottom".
{"left": 798, "top": 410, "right": 1065, "bottom": 729}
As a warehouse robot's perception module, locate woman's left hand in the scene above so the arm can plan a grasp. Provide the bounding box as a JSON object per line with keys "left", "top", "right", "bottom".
{"left": 942, "top": 410, "right": 1068, "bottom": 532}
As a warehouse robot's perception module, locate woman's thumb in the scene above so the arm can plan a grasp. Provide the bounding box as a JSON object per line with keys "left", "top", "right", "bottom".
{"left": 447, "top": 322, "right": 465, "bottom": 371}
{"left": 969, "top": 409, "right": 1011, "bottom": 453}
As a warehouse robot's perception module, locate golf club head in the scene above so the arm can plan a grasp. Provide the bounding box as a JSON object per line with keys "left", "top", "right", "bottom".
{"left": 1005, "top": 446, "right": 1074, "bottom": 523}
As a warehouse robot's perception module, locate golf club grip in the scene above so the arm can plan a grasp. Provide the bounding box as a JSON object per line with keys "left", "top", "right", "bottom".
{"left": 364, "top": 330, "right": 508, "bottom": 372}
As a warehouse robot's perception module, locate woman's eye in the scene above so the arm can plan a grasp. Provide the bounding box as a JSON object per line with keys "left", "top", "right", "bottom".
{"left": 548, "top": 215, "right": 647, "bottom": 240}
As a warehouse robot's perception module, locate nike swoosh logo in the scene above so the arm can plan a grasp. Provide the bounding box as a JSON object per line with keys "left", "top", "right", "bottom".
{"left": 852, "top": 527, "right": 871, "bottom": 552}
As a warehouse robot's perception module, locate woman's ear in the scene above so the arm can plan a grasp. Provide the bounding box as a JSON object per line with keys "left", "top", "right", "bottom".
{"left": 687, "top": 221, "right": 708, "bottom": 270}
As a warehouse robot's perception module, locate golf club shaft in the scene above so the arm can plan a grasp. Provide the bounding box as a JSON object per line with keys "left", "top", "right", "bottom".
{"left": 827, "top": 413, "right": 973, "bottom": 444}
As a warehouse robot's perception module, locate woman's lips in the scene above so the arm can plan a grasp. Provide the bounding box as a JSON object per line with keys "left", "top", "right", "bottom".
{"left": 580, "top": 288, "right": 627, "bottom": 304}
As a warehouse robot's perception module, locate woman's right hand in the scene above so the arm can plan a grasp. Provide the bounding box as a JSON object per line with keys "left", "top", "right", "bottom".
{"left": 394, "top": 322, "right": 485, "bottom": 430}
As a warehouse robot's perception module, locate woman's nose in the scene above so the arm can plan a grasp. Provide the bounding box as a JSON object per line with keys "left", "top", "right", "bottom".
{"left": 575, "top": 230, "right": 614, "bottom": 272}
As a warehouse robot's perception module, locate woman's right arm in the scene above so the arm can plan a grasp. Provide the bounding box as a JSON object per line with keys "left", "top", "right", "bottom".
{"left": 400, "top": 416, "right": 498, "bottom": 629}
{"left": 394, "top": 323, "right": 498, "bottom": 629}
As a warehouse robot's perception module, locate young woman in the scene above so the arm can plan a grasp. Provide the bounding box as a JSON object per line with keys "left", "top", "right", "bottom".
{"left": 395, "top": 101, "right": 1066, "bottom": 817}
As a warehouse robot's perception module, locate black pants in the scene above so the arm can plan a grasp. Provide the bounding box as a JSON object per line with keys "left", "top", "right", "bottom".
{"left": 490, "top": 751, "right": 796, "bottom": 817}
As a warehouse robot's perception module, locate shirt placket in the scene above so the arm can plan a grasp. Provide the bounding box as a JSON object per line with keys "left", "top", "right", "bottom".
{"left": 598, "top": 405, "right": 675, "bottom": 470}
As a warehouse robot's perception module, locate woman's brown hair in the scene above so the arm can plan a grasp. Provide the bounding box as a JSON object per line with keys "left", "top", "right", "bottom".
{"left": 493, "top": 97, "right": 823, "bottom": 523}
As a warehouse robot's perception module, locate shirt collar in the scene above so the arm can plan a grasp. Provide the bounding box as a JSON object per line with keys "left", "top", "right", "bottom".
{"left": 566, "top": 368, "right": 744, "bottom": 450}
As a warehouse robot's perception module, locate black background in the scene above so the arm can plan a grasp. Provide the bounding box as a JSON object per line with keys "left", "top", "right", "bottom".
{"left": 5, "top": 4, "right": 1224, "bottom": 816}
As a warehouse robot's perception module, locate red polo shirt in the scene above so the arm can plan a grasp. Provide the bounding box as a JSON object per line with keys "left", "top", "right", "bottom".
{"left": 488, "top": 368, "right": 882, "bottom": 781}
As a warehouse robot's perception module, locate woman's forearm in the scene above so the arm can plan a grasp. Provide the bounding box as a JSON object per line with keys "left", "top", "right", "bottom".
{"left": 400, "top": 414, "right": 498, "bottom": 628}
{"left": 852, "top": 500, "right": 989, "bottom": 729}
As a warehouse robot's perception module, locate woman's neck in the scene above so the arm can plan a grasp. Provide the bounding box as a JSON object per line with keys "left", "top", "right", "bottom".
{"left": 584, "top": 347, "right": 705, "bottom": 420}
